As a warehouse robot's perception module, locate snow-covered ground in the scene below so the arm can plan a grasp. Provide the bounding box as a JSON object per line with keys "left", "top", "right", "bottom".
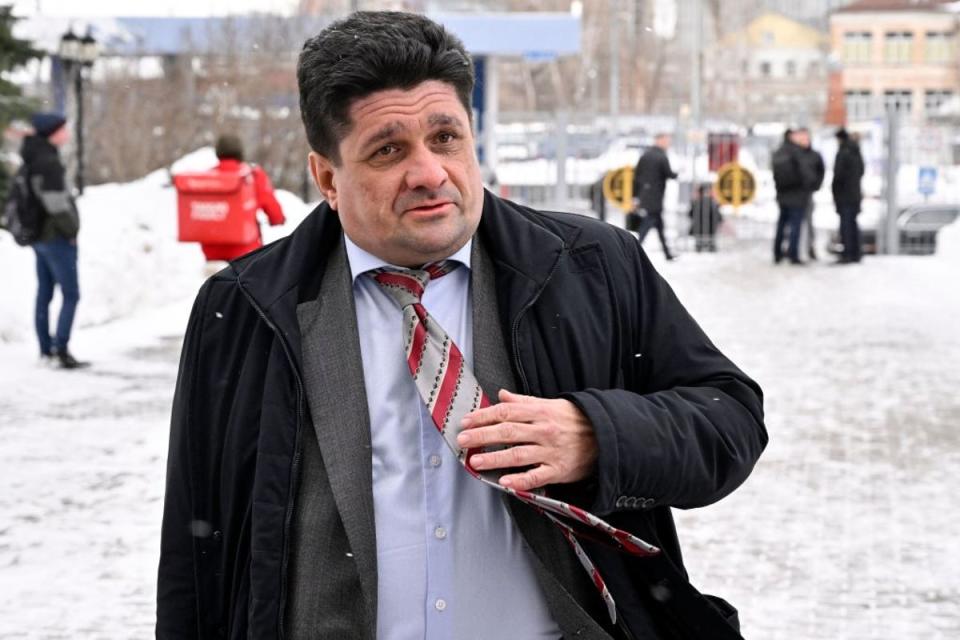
{"left": 0, "top": 158, "right": 958, "bottom": 638}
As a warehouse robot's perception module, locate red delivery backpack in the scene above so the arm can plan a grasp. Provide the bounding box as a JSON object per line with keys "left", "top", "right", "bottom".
{"left": 174, "top": 167, "right": 259, "bottom": 244}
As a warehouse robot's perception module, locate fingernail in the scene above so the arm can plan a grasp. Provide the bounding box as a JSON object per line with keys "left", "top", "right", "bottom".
{"left": 456, "top": 433, "right": 468, "bottom": 445}
{"left": 471, "top": 454, "right": 485, "bottom": 467}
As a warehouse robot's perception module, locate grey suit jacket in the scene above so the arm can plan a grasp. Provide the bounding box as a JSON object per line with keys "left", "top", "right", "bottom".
{"left": 286, "top": 235, "right": 615, "bottom": 639}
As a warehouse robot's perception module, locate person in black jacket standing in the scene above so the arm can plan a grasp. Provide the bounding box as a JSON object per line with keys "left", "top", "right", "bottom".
{"left": 632, "top": 133, "right": 678, "bottom": 260}
{"left": 772, "top": 129, "right": 816, "bottom": 264}
{"left": 832, "top": 128, "right": 865, "bottom": 263}
{"left": 796, "top": 127, "right": 825, "bottom": 261}
{"left": 22, "top": 112, "right": 86, "bottom": 369}
{"left": 158, "top": 12, "right": 766, "bottom": 640}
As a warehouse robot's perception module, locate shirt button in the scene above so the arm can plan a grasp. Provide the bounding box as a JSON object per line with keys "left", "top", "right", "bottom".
{"left": 434, "top": 526, "right": 447, "bottom": 540}
{"left": 435, "top": 598, "right": 447, "bottom": 611}
{"left": 428, "top": 454, "right": 442, "bottom": 468}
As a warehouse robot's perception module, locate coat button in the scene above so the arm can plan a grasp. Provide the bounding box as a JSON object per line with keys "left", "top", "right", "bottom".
{"left": 212, "top": 530, "right": 222, "bottom": 542}
{"left": 615, "top": 496, "right": 627, "bottom": 508}
{"left": 643, "top": 498, "right": 656, "bottom": 509}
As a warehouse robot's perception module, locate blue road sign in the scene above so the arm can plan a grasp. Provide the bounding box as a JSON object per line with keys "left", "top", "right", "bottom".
{"left": 918, "top": 166, "right": 937, "bottom": 197}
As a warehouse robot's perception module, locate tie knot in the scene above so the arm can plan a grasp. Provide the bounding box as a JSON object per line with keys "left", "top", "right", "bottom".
{"left": 369, "top": 261, "right": 457, "bottom": 308}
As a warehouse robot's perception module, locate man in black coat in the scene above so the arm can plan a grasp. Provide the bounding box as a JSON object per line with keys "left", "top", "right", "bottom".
{"left": 632, "top": 133, "right": 678, "bottom": 260}
{"left": 831, "top": 128, "right": 865, "bottom": 263}
{"left": 21, "top": 112, "right": 86, "bottom": 369}
{"left": 772, "top": 129, "right": 817, "bottom": 264}
{"left": 158, "top": 12, "right": 766, "bottom": 640}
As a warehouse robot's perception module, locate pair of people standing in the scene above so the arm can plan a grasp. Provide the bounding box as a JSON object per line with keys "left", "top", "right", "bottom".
{"left": 772, "top": 127, "right": 823, "bottom": 264}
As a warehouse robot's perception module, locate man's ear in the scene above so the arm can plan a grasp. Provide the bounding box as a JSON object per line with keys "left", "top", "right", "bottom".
{"left": 309, "top": 152, "right": 338, "bottom": 210}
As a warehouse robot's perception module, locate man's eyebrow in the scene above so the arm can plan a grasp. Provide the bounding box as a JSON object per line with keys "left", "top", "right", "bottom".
{"left": 361, "top": 122, "right": 408, "bottom": 149}
{"left": 428, "top": 113, "right": 465, "bottom": 128}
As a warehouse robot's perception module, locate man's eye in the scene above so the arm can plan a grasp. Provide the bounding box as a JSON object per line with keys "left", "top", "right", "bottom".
{"left": 375, "top": 144, "right": 398, "bottom": 157}
{"left": 436, "top": 132, "right": 456, "bottom": 144}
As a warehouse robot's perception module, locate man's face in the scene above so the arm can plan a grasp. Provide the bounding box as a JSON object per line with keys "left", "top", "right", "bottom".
{"left": 309, "top": 80, "right": 483, "bottom": 268}
{"left": 656, "top": 134, "right": 671, "bottom": 150}
{"left": 793, "top": 130, "right": 810, "bottom": 148}
{"left": 48, "top": 126, "right": 70, "bottom": 147}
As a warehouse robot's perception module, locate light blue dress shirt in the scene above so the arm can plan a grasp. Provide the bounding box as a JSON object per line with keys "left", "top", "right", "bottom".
{"left": 344, "top": 236, "right": 562, "bottom": 640}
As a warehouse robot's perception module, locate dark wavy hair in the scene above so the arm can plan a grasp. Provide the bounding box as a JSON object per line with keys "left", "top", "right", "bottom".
{"left": 297, "top": 11, "right": 474, "bottom": 164}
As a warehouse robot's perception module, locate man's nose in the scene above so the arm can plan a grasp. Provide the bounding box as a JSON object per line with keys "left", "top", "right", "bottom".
{"left": 404, "top": 146, "right": 448, "bottom": 191}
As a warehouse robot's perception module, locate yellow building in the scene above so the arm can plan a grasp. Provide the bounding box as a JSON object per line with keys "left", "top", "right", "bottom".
{"left": 829, "top": 0, "right": 960, "bottom": 124}
{"left": 705, "top": 12, "right": 829, "bottom": 124}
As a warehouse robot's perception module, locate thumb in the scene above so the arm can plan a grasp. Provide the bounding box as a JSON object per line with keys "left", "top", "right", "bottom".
{"left": 498, "top": 388, "right": 537, "bottom": 403}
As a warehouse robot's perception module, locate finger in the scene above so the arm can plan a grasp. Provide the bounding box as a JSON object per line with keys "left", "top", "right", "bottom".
{"left": 461, "top": 399, "right": 540, "bottom": 429}
{"left": 499, "top": 465, "right": 552, "bottom": 491}
{"left": 457, "top": 421, "right": 540, "bottom": 448}
{"left": 468, "top": 445, "right": 545, "bottom": 471}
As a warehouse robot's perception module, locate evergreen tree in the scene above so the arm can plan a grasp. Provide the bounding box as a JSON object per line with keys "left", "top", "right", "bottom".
{"left": 0, "top": 4, "right": 43, "bottom": 199}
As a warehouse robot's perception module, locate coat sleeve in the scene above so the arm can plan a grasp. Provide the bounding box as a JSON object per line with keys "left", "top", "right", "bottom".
{"left": 29, "top": 157, "right": 79, "bottom": 239}
{"left": 662, "top": 153, "right": 678, "bottom": 180}
{"left": 253, "top": 165, "right": 285, "bottom": 226}
{"left": 157, "top": 284, "right": 211, "bottom": 638}
{"left": 563, "top": 236, "right": 767, "bottom": 515}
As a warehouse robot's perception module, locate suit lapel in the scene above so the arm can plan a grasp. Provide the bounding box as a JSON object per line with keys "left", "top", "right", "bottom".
{"left": 297, "top": 236, "right": 378, "bottom": 635}
{"left": 471, "top": 237, "right": 614, "bottom": 639}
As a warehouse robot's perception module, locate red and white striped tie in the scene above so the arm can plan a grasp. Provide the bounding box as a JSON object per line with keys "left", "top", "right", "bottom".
{"left": 369, "top": 262, "right": 661, "bottom": 626}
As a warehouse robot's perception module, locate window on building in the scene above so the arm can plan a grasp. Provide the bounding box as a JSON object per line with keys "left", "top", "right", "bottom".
{"left": 925, "top": 32, "right": 955, "bottom": 63}
{"left": 884, "top": 32, "right": 914, "bottom": 64}
{"left": 883, "top": 89, "right": 913, "bottom": 114}
{"left": 845, "top": 90, "right": 873, "bottom": 120}
{"left": 925, "top": 89, "right": 954, "bottom": 114}
{"left": 843, "top": 32, "right": 872, "bottom": 63}
{"left": 786, "top": 60, "right": 796, "bottom": 77}
{"left": 760, "top": 61, "right": 771, "bottom": 77}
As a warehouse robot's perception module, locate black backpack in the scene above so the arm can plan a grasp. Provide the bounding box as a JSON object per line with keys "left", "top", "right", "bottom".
{"left": 0, "top": 165, "right": 45, "bottom": 246}
{"left": 771, "top": 148, "right": 801, "bottom": 192}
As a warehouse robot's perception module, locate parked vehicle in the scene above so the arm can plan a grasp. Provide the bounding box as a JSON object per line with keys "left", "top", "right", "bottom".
{"left": 828, "top": 203, "right": 960, "bottom": 256}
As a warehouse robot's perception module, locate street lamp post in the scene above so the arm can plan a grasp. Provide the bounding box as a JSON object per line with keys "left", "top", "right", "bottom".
{"left": 58, "top": 28, "right": 98, "bottom": 195}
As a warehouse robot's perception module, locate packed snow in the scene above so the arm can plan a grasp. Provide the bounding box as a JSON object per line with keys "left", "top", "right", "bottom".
{"left": 0, "top": 152, "right": 958, "bottom": 638}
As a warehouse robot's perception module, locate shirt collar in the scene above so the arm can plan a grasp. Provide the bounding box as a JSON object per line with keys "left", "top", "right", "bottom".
{"left": 343, "top": 232, "right": 472, "bottom": 283}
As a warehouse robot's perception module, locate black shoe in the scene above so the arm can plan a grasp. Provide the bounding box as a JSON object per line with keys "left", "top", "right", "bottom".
{"left": 54, "top": 349, "right": 89, "bottom": 370}
{"left": 808, "top": 250, "right": 818, "bottom": 261}
{"left": 774, "top": 255, "right": 783, "bottom": 264}
{"left": 789, "top": 258, "right": 805, "bottom": 265}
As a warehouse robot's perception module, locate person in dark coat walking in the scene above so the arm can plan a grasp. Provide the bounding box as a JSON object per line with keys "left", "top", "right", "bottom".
{"left": 772, "top": 128, "right": 817, "bottom": 264}
{"left": 632, "top": 133, "right": 678, "bottom": 260}
{"left": 832, "top": 128, "right": 865, "bottom": 263}
{"left": 21, "top": 112, "right": 86, "bottom": 369}
{"left": 688, "top": 182, "right": 723, "bottom": 252}
{"left": 158, "top": 12, "right": 766, "bottom": 640}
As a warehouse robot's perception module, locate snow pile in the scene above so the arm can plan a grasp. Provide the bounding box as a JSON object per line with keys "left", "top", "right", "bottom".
{"left": 0, "top": 147, "right": 317, "bottom": 345}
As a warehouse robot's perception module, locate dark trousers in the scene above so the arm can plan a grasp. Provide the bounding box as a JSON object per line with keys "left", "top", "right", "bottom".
{"left": 838, "top": 206, "right": 862, "bottom": 261}
{"left": 636, "top": 210, "right": 673, "bottom": 259}
{"left": 33, "top": 237, "right": 80, "bottom": 355}
{"left": 774, "top": 205, "right": 805, "bottom": 262}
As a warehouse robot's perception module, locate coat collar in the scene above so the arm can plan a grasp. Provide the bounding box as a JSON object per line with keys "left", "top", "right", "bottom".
{"left": 231, "top": 190, "right": 577, "bottom": 355}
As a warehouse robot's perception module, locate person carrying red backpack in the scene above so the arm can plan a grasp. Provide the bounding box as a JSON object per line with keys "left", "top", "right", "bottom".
{"left": 199, "top": 134, "right": 285, "bottom": 261}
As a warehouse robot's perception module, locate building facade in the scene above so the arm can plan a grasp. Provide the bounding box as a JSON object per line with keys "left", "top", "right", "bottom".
{"left": 829, "top": 0, "right": 960, "bottom": 124}
{"left": 705, "top": 12, "right": 829, "bottom": 124}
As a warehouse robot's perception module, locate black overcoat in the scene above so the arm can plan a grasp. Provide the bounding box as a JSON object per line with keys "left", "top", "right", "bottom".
{"left": 157, "top": 191, "right": 767, "bottom": 639}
